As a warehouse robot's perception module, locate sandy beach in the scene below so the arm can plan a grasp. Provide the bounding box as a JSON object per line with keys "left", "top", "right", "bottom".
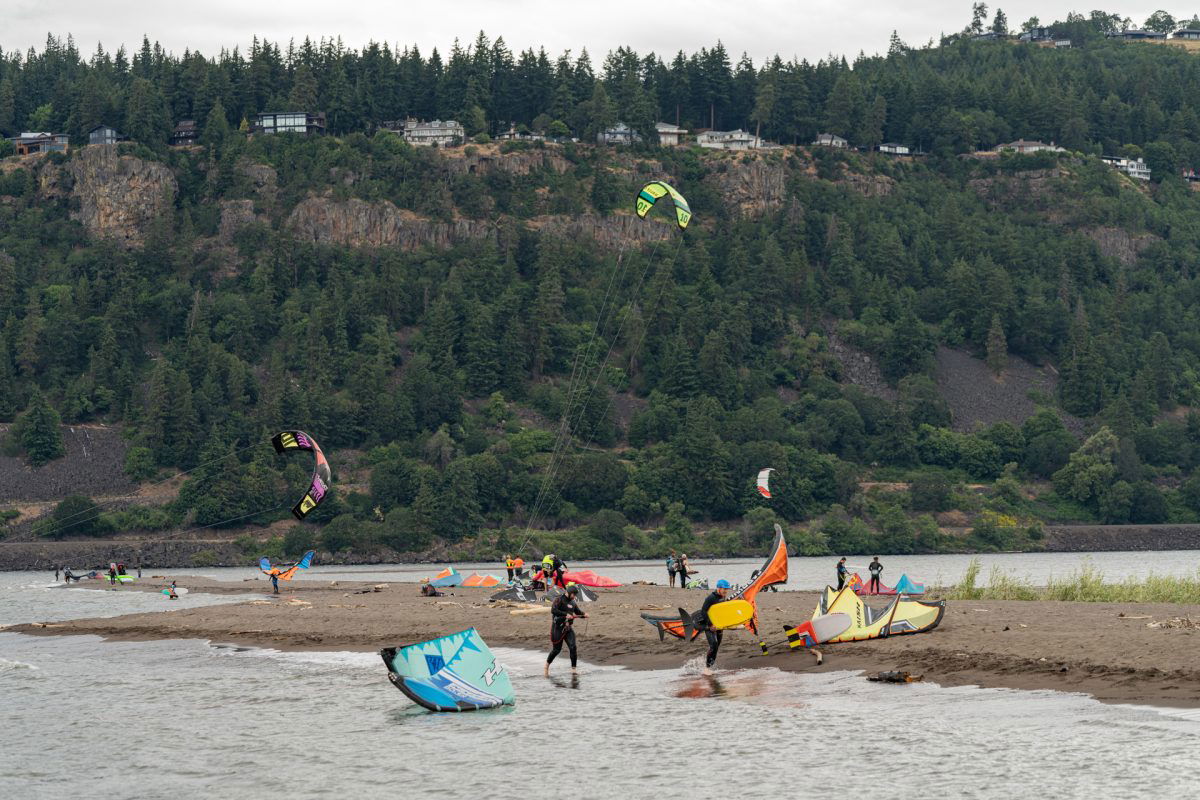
{"left": 11, "top": 576, "right": 1200, "bottom": 707}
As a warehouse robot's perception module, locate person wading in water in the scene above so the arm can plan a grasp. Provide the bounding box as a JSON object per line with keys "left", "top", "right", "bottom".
{"left": 545, "top": 584, "right": 587, "bottom": 676}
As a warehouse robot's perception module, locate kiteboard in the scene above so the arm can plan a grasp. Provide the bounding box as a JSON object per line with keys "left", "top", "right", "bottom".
{"left": 785, "top": 613, "right": 851, "bottom": 647}
{"left": 706, "top": 599, "right": 755, "bottom": 630}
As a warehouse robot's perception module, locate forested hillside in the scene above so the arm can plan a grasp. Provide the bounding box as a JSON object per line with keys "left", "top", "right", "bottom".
{"left": 7, "top": 14, "right": 1200, "bottom": 563}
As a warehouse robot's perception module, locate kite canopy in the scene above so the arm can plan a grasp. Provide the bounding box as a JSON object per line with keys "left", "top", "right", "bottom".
{"left": 259, "top": 551, "right": 315, "bottom": 581}
{"left": 381, "top": 628, "right": 515, "bottom": 712}
{"left": 852, "top": 574, "right": 898, "bottom": 596}
{"left": 461, "top": 573, "right": 503, "bottom": 588}
{"left": 562, "top": 570, "right": 621, "bottom": 588}
{"left": 429, "top": 567, "right": 462, "bottom": 587}
{"left": 894, "top": 574, "right": 926, "bottom": 594}
{"left": 635, "top": 181, "right": 692, "bottom": 230}
{"left": 756, "top": 468, "right": 774, "bottom": 498}
{"left": 733, "top": 524, "right": 789, "bottom": 607}
{"left": 272, "top": 431, "right": 331, "bottom": 520}
{"left": 814, "top": 586, "right": 945, "bottom": 643}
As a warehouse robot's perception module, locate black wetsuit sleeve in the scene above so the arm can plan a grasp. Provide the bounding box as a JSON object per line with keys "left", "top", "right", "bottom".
{"left": 698, "top": 591, "right": 722, "bottom": 628}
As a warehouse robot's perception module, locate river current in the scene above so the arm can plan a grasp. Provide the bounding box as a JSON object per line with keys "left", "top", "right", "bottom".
{"left": 1, "top": 570, "right": 1199, "bottom": 798}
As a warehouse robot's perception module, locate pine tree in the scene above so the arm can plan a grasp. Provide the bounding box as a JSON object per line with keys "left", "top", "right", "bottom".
{"left": 986, "top": 314, "right": 1008, "bottom": 376}
{"left": 20, "top": 391, "right": 65, "bottom": 467}
{"left": 124, "top": 77, "right": 171, "bottom": 146}
{"left": 201, "top": 99, "right": 230, "bottom": 150}
{"left": 288, "top": 63, "right": 319, "bottom": 110}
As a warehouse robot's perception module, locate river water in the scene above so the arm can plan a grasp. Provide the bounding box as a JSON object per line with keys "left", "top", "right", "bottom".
{"left": 1, "top": 571, "right": 1199, "bottom": 798}
{"left": 37, "top": 549, "right": 1200, "bottom": 592}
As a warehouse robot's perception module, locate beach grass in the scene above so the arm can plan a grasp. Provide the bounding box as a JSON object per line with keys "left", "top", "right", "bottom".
{"left": 944, "top": 557, "right": 1200, "bottom": 604}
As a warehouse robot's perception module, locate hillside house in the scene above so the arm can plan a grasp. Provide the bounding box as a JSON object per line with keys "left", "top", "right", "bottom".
{"left": 655, "top": 122, "right": 687, "bottom": 146}
{"left": 1100, "top": 156, "right": 1151, "bottom": 181}
{"left": 812, "top": 132, "right": 848, "bottom": 149}
{"left": 1175, "top": 28, "right": 1200, "bottom": 39}
{"left": 381, "top": 119, "right": 465, "bottom": 147}
{"left": 1107, "top": 29, "right": 1167, "bottom": 41}
{"left": 879, "top": 142, "right": 910, "bottom": 155}
{"left": 251, "top": 111, "right": 326, "bottom": 136}
{"left": 597, "top": 122, "right": 641, "bottom": 145}
{"left": 171, "top": 120, "right": 198, "bottom": 147}
{"left": 9, "top": 132, "right": 68, "bottom": 155}
{"left": 696, "top": 128, "right": 759, "bottom": 150}
{"left": 994, "top": 139, "right": 1064, "bottom": 154}
{"left": 87, "top": 125, "right": 125, "bottom": 145}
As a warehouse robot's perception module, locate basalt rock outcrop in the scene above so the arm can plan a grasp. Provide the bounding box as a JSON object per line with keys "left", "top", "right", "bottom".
{"left": 287, "top": 197, "right": 497, "bottom": 250}
{"left": 705, "top": 156, "right": 788, "bottom": 216}
{"left": 64, "top": 146, "right": 177, "bottom": 246}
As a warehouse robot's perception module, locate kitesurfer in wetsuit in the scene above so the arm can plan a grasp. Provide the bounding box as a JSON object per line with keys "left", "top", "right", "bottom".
{"left": 868, "top": 557, "right": 883, "bottom": 594}
{"left": 699, "top": 579, "right": 732, "bottom": 673}
{"left": 678, "top": 553, "right": 691, "bottom": 587}
{"left": 545, "top": 584, "right": 587, "bottom": 676}
{"left": 837, "top": 557, "right": 848, "bottom": 591}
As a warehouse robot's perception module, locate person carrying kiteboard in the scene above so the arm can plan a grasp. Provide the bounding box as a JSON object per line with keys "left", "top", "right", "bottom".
{"left": 698, "top": 579, "right": 732, "bottom": 674}
{"left": 837, "top": 557, "right": 848, "bottom": 591}
{"left": 545, "top": 583, "right": 587, "bottom": 676}
{"left": 868, "top": 556, "right": 883, "bottom": 594}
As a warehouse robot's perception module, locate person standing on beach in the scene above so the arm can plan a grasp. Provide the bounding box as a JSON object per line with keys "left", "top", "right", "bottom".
{"left": 137, "top": 565, "right": 142, "bottom": 578}
{"left": 667, "top": 550, "right": 678, "bottom": 588}
{"left": 108, "top": 565, "right": 117, "bottom": 586}
{"left": 545, "top": 584, "right": 587, "bottom": 676}
{"left": 678, "top": 553, "right": 691, "bottom": 587}
{"left": 54, "top": 566, "right": 60, "bottom": 582}
{"left": 868, "top": 557, "right": 883, "bottom": 593}
{"left": 699, "top": 579, "right": 732, "bottom": 673}
{"left": 504, "top": 554, "right": 515, "bottom": 582}
{"left": 836, "top": 558, "right": 848, "bottom": 591}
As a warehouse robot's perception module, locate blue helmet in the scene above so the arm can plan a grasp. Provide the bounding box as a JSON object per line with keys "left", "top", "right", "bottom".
{"left": 716, "top": 579, "right": 732, "bottom": 589}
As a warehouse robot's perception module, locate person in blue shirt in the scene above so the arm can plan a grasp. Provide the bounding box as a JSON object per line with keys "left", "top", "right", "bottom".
{"left": 667, "top": 550, "right": 678, "bottom": 587}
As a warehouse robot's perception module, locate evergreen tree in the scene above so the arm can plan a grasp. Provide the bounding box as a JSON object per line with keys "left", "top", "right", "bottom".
{"left": 124, "top": 77, "right": 171, "bottom": 146}
{"left": 19, "top": 391, "right": 65, "bottom": 467}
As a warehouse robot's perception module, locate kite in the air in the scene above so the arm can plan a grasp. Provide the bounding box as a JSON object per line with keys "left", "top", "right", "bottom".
{"left": 272, "top": 430, "right": 331, "bottom": 520}
{"left": 756, "top": 467, "right": 774, "bottom": 498}
{"left": 635, "top": 181, "right": 691, "bottom": 230}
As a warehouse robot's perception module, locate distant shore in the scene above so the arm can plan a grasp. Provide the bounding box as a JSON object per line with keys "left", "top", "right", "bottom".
{"left": 3, "top": 522, "right": 1200, "bottom": 571}
{"left": 9, "top": 577, "right": 1200, "bottom": 708}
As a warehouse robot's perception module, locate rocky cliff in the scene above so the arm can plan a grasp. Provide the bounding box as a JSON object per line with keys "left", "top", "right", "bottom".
{"left": 63, "top": 146, "right": 177, "bottom": 246}
{"left": 287, "top": 197, "right": 498, "bottom": 249}
{"left": 705, "top": 156, "right": 788, "bottom": 216}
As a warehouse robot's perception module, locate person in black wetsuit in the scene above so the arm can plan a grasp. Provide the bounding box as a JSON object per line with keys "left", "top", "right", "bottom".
{"left": 698, "top": 579, "right": 732, "bottom": 673}
{"left": 836, "top": 557, "right": 848, "bottom": 591}
{"left": 545, "top": 583, "right": 587, "bottom": 676}
{"left": 868, "top": 557, "right": 883, "bottom": 593}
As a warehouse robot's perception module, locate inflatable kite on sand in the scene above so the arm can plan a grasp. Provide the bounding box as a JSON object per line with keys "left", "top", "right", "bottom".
{"left": 812, "top": 585, "right": 945, "bottom": 643}
{"left": 380, "top": 628, "right": 514, "bottom": 712}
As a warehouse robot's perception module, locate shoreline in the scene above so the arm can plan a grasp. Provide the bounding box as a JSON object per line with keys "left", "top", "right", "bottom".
{"left": 8, "top": 578, "right": 1200, "bottom": 708}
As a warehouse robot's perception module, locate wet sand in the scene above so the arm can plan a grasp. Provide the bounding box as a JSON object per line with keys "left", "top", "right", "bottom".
{"left": 11, "top": 576, "right": 1200, "bottom": 707}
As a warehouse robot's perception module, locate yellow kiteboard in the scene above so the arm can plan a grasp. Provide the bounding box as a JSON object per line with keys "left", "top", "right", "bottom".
{"left": 706, "top": 599, "right": 755, "bottom": 630}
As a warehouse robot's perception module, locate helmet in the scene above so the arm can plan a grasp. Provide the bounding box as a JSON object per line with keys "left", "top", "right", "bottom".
{"left": 565, "top": 583, "right": 579, "bottom": 596}
{"left": 716, "top": 579, "right": 732, "bottom": 589}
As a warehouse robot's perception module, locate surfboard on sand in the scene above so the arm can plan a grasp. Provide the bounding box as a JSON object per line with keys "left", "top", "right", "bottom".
{"left": 785, "top": 613, "right": 851, "bottom": 648}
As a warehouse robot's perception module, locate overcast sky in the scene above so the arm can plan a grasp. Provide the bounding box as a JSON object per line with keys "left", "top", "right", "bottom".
{"left": 4, "top": 1, "right": 1188, "bottom": 64}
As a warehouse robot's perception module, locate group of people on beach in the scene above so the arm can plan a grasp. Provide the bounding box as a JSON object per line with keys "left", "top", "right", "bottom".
{"left": 665, "top": 550, "right": 693, "bottom": 588}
